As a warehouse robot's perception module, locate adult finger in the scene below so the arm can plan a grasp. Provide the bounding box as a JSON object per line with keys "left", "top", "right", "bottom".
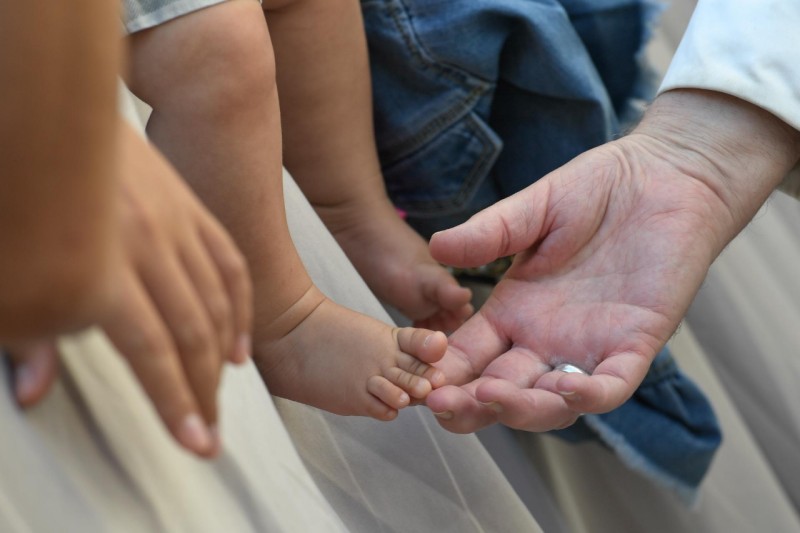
{"left": 473, "top": 379, "right": 578, "bottom": 432}
{"left": 103, "top": 270, "right": 218, "bottom": 457}
{"left": 435, "top": 311, "right": 508, "bottom": 386}
{"left": 426, "top": 377, "right": 499, "bottom": 433}
{"left": 5, "top": 341, "right": 59, "bottom": 407}
{"left": 199, "top": 219, "right": 252, "bottom": 364}
{"left": 551, "top": 351, "right": 651, "bottom": 414}
{"left": 478, "top": 345, "right": 553, "bottom": 388}
{"left": 429, "top": 180, "right": 550, "bottom": 268}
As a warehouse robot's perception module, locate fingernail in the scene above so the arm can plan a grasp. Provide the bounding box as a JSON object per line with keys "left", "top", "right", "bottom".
{"left": 430, "top": 370, "right": 446, "bottom": 387}
{"left": 235, "top": 334, "right": 251, "bottom": 364}
{"left": 433, "top": 411, "right": 454, "bottom": 420}
{"left": 423, "top": 334, "right": 433, "bottom": 347}
{"left": 480, "top": 401, "right": 503, "bottom": 414}
{"left": 558, "top": 389, "right": 581, "bottom": 402}
{"left": 14, "top": 363, "right": 36, "bottom": 402}
{"left": 399, "top": 392, "right": 410, "bottom": 405}
{"left": 178, "top": 414, "right": 213, "bottom": 454}
{"left": 14, "top": 344, "right": 50, "bottom": 404}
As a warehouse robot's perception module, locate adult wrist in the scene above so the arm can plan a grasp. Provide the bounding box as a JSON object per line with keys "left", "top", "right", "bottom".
{"left": 632, "top": 89, "right": 800, "bottom": 236}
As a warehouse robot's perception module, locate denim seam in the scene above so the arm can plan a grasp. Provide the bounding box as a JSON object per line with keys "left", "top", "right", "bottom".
{"left": 396, "top": 113, "right": 500, "bottom": 214}
{"left": 383, "top": 0, "right": 492, "bottom": 85}
{"left": 375, "top": 0, "right": 491, "bottom": 160}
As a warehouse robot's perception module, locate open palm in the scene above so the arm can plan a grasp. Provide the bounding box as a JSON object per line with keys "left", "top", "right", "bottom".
{"left": 426, "top": 135, "right": 730, "bottom": 433}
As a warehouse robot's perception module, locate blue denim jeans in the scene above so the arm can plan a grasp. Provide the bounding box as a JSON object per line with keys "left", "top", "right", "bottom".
{"left": 364, "top": 0, "right": 722, "bottom": 501}
{"left": 364, "top": 0, "right": 658, "bottom": 237}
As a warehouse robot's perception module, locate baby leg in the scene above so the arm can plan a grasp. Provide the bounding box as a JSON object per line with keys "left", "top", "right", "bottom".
{"left": 262, "top": 0, "right": 473, "bottom": 332}
{"left": 126, "top": 0, "right": 445, "bottom": 419}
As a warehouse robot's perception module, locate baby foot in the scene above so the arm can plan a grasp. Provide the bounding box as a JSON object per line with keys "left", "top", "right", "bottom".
{"left": 254, "top": 285, "right": 448, "bottom": 421}
{"left": 316, "top": 197, "right": 473, "bottom": 333}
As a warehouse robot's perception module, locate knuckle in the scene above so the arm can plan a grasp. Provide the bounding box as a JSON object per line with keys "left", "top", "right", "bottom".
{"left": 221, "top": 251, "right": 248, "bottom": 282}
{"left": 206, "top": 295, "right": 232, "bottom": 330}
{"left": 121, "top": 199, "right": 160, "bottom": 241}
{"left": 174, "top": 322, "right": 213, "bottom": 355}
{"left": 123, "top": 326, "right": 170, "bottom": 358}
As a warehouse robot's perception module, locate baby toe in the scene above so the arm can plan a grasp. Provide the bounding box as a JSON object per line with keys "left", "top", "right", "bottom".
{"left": 367, "top": 375, "right": 411, "bottom": 411}
{"left": 395, "top": 328, "right": 447, "bottom": 363}
{"left": 383, "top": 366, "right": 432, "bottom": 399}
{"left": 396, "top": 351, "right": 446, "bottom": 389}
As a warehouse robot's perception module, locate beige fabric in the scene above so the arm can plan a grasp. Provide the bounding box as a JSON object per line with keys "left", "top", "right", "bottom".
{"left": 686, "top": 191, "right": 800, "bottom": 510}
{"left": 0, "top": 333, "right": 346, "bottom": 533}
{"left": 779, "top": 169, "right": 800, "bottom": 201}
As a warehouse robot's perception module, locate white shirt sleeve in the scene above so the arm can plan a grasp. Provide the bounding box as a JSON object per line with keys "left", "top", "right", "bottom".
{"left": 658, "top": 0, "right": 800, "bottom": 198}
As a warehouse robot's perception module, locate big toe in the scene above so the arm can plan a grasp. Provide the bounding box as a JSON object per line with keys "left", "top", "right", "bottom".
{"left": 396, "top": 328, "right": 447, "bottom": 363}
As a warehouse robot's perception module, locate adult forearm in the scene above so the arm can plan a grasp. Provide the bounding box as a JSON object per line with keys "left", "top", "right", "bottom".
{"left": 0, "top": 2, "right": 123, "bottom": 338}
{"left": 631, "top": 89, "right": 800, "bottom": 253}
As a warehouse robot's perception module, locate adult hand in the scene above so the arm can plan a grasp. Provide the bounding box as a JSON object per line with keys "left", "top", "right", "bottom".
{"left": 6, "top": 123, "right": 253, "bottom": 458}
{"left": 426, "top": 90, "right": 800, "bottom": 433}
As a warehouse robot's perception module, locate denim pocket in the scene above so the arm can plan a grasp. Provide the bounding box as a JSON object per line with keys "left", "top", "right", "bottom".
{"left": 363, "top": 0, "right": 498, "bottom": 218}
{"left": 383, "top": 112, "right": 502, "bottom": 216}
